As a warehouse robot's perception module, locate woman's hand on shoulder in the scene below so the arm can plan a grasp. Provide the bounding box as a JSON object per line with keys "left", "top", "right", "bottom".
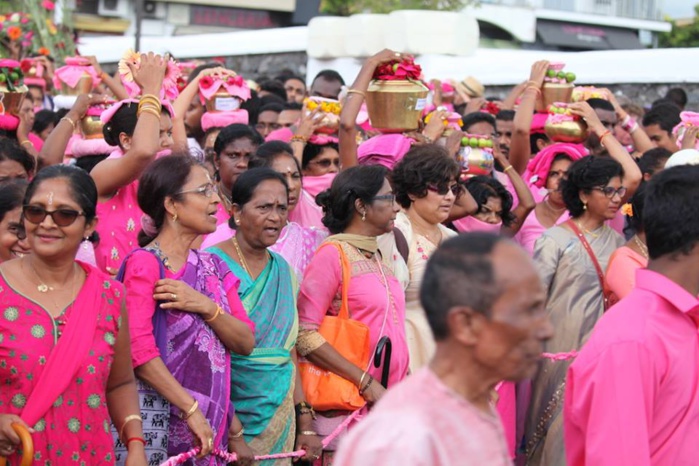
{"left": 153, "top": 278, "right": 217, "bottom": 318}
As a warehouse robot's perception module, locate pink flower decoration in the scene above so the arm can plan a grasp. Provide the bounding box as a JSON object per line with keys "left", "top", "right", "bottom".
{"left": 199, "top": 75, "right": 214, "bottom": 89}
{"left": 42, "top": 0, "right": 55, "bottom": 10}
{"left": 373, "top": 58, "right": 422, "bottom": 81}
{"left": 162, "top": 57, "right": 182, "bottom": 100}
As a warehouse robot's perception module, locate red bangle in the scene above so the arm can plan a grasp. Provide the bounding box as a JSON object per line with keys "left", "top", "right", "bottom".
{"left": 126, "top": 437, "right": 146, "bottom": 447}
{"left": 597, "top": 130, "right": 612, "bottom": 141}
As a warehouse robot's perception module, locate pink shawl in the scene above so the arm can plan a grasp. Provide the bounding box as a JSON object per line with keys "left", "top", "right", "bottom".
{"left": 357, "top": 134, "right": 413, "bottom": 169}
{"left": 525, "top": 143, "right": 587, "bottom": 189}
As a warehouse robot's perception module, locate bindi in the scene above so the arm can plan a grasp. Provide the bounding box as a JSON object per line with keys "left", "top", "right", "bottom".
{"left": 47, "top": 191, "right": 54, "bottom": 206}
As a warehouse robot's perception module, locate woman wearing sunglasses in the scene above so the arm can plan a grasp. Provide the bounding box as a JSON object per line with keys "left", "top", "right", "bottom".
{"left": 297, "top": 165, "right": 409, "bottom": 463}
{"left": 116, "top": 154, "right": 255, "bottom": 465}
{"left": 0, "top": 165, "right": 146, "bottom": 464}
{"left": 525, "top": 155, "right": 626, "bottom": 465}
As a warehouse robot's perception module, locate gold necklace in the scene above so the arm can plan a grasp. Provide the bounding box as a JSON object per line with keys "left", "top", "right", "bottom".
{"left": 27, "top": 258, "right": 55, "bottom": 293}
{"left": 633, "top": 235, "right": 649, "bottom": 259}
{"left": 544, "top": 198, "right": 566, "bottom": 214}
{"left": 575, "top": 220, "right": 603, "bottom": 239}
{"left": 232, "top": 237, "right": 269, "bottom": 277}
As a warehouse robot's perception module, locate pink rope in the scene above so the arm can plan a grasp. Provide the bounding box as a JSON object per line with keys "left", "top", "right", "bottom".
{"left": 541, "top": 350, "right": 578, "bottom": 361}
{"left": 160, "top": 406, "right": 364, "bottom": 465}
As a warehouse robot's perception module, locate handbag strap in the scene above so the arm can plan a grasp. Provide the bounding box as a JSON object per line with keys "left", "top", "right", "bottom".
{"left": 566, "top": 220, "right": 607, "bottom": 297}
{"left": 317, "top": 242, "right": 352, "bottom": 320}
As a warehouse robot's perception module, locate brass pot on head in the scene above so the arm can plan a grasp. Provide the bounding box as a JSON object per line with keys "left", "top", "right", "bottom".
{"left": 80, "top": 115, "right": 105, "bottom": 139}
{"left": 0, "top": 88, "right": 27, "bottom": 116}
{"left": 60, "top": 74, "right": 94, "bottom": 96}
{"left": 457, "top": 146, "right": 495, "bottom": 178}
{"left": 366, "top": 79, "right": 428, "bottom": 133}
{"left": 536, "top": 83, "right": 574, "bottom": 113}
{"left": 544, "top": 118, "right": 588, "bottom": 144}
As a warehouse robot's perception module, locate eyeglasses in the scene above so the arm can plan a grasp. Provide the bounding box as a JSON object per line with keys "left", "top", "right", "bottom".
{"left": 177, "top": 184, "right": 218, "bottom": 198}
{"left": 371, "top": 193, "right": 396, "bottom": 203}
{"left": 23, "top": 205, "right": 85, "bottom": 227}
{"left": 309, "top": 159, "right": 341, "bottom": 168}
{"left": 427, "top": 183, "right": 462, "bottom": 197}
{"left": 592, "top": 186, "right": 627, "bottom": 199}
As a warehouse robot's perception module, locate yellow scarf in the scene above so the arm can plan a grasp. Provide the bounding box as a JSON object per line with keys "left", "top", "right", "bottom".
{"left": 324, "top": 233, "right": 378, "bottom": 255}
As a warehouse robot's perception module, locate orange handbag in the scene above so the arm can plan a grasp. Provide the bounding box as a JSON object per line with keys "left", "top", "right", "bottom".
{"left": 299, "top": 243, "right": 371, "bottom": 411}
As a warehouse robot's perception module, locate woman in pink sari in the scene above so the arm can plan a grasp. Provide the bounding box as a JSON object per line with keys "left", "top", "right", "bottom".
{"left": 0, "top": 165, "right": 145, "bottom": 464}
{"left": 297, "top": 165, "right": 409, "bottom": 464}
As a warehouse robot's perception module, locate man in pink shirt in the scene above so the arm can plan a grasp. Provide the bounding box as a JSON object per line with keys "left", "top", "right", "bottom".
{"left": 564, "top": 165, "right": 699, "bottom": 466}
{"left": 333, "top": 233, "right": 554, "bottom": 465}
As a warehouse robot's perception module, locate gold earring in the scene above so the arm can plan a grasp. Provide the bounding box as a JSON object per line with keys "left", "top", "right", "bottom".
{"left": 583, "top": 202, "right": 587, "bottom": 211}
{"left": 362, "top": 211, "right": 366, "bottom": 222}
{"left": 172, "top": 213, "right": 178, "bottom": 222}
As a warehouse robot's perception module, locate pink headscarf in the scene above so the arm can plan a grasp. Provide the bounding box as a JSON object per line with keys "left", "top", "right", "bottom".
{"left": 526, "top": 143, "right": 587, "bottom": 189}
{"left": 201, "top": 110, "right": 249, "bottom": 132}
{"left": 265, "top": 127, "right": 293, "bottom": 143}
{"left": 357, "top": 134, "right": 413, "bottom": 169}
{"left": 452, "top": 215, "right": 502, "bottom": 234}
{"left": 531, "top": 112, "right": 549, "bottom": 134}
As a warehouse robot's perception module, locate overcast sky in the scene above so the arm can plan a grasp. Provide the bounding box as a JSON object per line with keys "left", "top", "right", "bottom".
{"left": 663, "top": 0, "right": 696, "bottom": 18}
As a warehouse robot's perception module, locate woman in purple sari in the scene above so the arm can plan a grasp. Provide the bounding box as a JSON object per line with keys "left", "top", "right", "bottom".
{"left": 117, "top": 154, "right": 255, "bottom": 465}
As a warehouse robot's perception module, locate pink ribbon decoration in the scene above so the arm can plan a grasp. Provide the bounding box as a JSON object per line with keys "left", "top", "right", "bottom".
{"left": 53, "top": 57, "right": 100, "bottom": 90}
{"left": 199, "top": 74, "right": 251, "bottom": 103}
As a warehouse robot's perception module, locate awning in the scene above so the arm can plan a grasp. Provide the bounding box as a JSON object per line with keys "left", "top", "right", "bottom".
{"left": 537, "top": 20, "right": 642, "bottom": 50}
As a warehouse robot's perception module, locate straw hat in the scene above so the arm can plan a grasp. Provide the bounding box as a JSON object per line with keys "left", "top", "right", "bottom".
{"left": 456, "top": 76, "right": 484, "bottom": 98}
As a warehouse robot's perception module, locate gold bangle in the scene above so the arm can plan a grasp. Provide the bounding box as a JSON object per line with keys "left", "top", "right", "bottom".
{"left": 181, "top": 400, "right": 199, "bottom": 420}
{"left": 20, "top": 140, "right": 33, "bottom": 147}
{"left": 138, "top": 107, "right": 161, "bottom": 119}
{"left": 61, "top": 116, "right": 77, "bottom": 131}
{"left": 231, "top": 428, "right": 245, "bottom": 439}
{"left": 503, "top": 165, "right": 514, "bottom": 173}
{"left": 358, "top": 371, "right": 368, "bottom": 389}
{"left": 346, "top": 89, "right": 366, "bottom": 99}
{"left": 138, "top": 99, "right": 161, "bottom": 110}
{"left": 138, "top": 100, "right": 162, "bottom": 113}
{"left": 299, "top": 430, "right": 318, "bottom": 436}
{"left": 119, "top": 414, "right": 143, "bottom": 443}
{"left": 290, "top": 135, "right": 307, "bottom": 144}
{"left": 204, "top": 305, "right": 223, "bottom": 323}
{"left": 140, "top": 93, "right": 161, "bottom": 105}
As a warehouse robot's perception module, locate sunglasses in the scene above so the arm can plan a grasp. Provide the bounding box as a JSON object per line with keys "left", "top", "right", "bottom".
{"left": 310, "top": 159, "right": 341, "bottom": 168}
{"left": 23, "top": 205, "right": 85, "bottom": 227}
{"left": 177, "top": 184, "right": 218, "bottom": 198}
{"left": 592, "top": 186, "right": 627, "bottom": 199}
{"left": 427, "top": 183, "right": 463, "bottom": 197}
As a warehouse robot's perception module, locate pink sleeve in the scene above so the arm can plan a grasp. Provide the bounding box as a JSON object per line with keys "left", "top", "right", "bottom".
{"left": 605, "top": 249, "right": 639, "bottom": 300}
{"left": 221, "top": 270, "right": 255, "bottom": 333}
{"left": 297, "top": 244, "right": 341, "bottom": 330}
{"left": 564, "top": 342, "right": 655, "bottom": 466}
{"left": 121, "top": 250, "right": 162, "bottom": 368}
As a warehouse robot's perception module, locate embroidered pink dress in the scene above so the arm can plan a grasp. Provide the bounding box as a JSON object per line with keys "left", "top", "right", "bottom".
{"left": 0, "top": 263, "right": 124, "bottom": 465}
{"left": 94, "top": 182, "right": 141, "bottom": 273}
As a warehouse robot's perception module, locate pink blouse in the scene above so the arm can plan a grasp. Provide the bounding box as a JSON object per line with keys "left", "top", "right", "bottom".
{"left": 605, "top": 246, "right": 647, "bottom": 300}
{"left": 94, "top": 182, "right": 141, "bottom": 273}
{"left": 515, "top": 209, "right": 570, "bottom": 255}
{"left": 121, "top": 249, "right": 253, "bottom": 367}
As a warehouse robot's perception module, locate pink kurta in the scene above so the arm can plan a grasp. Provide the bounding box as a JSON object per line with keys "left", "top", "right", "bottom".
{"left": 604, "top": 246, "right": 647, "bottom": 300}
{"left": 0, "top": 264, "right": 124, "bottom": 464}
{"left": 334, "top": 367, "right": 512, "bottom": 466}
{"left": 565, "top": 269, "right": 699, "bottom": 466}
{"left": 94, "top": 182, "right": 141, "bottom": 273}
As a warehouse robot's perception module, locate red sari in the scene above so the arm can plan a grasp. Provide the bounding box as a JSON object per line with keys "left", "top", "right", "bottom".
{"left": 0, "top": 262, "right": 123, "bottom": 465}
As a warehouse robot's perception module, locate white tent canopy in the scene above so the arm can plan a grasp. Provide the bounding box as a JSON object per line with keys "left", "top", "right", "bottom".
{"left": 78, "top": 27, "right": 699, "bottom": 85}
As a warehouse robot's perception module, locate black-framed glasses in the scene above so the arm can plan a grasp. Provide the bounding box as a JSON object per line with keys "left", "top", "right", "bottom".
{"left": 427, "top": 183, "right": 462, "bottom": 197}
{"left": 309, "top": 159, "right": 341, "bottom": 168}
{"left": 177, "top": 184, "right": 218, "bottom": 198}
{"left": 593, "top": 186, "right": 627, "bottom": 199}
{"left": 23, "top": 205, "right": 85, "bottom": 227}
{"left": 371, "top": 193, "right": 396, "bottom": 203}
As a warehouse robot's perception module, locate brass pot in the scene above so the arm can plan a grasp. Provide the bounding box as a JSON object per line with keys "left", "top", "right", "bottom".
{"left": 544, "top": 118, "right": 588, "bottom": 143}
{"left": 80, "top": 115, "right": 104, "bottom": 139}
{"left": 205, "top": 90, "right": 241, "bottom": 113}
{"left": 366, "top": 79, "right": 428, "bottom": 133}
{"left": 457, "top": 146, "right": 494, "bottom": 177}
{"left": 536, "top": 82, "right": 574, "bottom": 112}
{"left": 0, "top": 88, "right": 27, "bottom": 116}
{"left": 60, "top": 74, "right": 94, "bottom": 96}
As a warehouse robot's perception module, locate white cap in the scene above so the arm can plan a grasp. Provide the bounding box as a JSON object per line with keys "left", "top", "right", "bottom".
{"left": 664, "top": 149, "right": 699, "bottom": 169}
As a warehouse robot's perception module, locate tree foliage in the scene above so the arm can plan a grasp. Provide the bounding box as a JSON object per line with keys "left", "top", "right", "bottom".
{"left": 320, "top": 0, "right": 469, "bottom": 16}
{"left": 659, "top": 5, "right": 699, "bottom": 48}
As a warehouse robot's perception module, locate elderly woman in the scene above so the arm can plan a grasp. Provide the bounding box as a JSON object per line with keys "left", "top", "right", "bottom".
{"left": 379, "top": 144, "right": 463, "bottom": 372}
{"left": 605, "top": 183, "right": 648, "bottom": 300}
{"left": 525, "top": 156, "right": 626, "bottom": 465}
{"left": 297, "top": 165, "right": 409, "bottom": 463}
{"left": 0, "top": 138, "right": 34, "bottom": 182}
{"left": 202, "top": 141, "right": 326, "bottom": 281}
{"left": 0, "top": 180, "right": 30, "bottom": 262}
{"left": 0, "top": 165, "right": 145, "bottom": 464}
{"left": 207, "top": 168, "right": 322, "bottom": 464}
{"left": 117, "top": 154, "right": 255, "bottom": 465}
{"left": 211, "top": 124, "right": 264, "bottom": 225}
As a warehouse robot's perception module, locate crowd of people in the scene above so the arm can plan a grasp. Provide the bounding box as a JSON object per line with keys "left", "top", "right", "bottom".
{"left": 0, "top": 45, "right": 697, "bottom": 466}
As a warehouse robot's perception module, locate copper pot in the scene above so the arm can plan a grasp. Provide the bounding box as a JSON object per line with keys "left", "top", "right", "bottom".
{"left": 536, "top": 82, "right": 574, "bottom": 112}
{"left": 366, "top": 79, "right": 428, "bottom": 133}
{"left": 457, "top": 146, "right": 494, "bottom": 177}
{"left": 80, "top": 115, "right": 105, "bottom": 139}
{"left": 0, "top": 88, "right": 27, "bottom": 116}
{"left": 544, "top": 118, "right": 588, "bottom": 143}
{"left": 205, "top": 90, "right": 241, "bottom": 113}
{"left": 60, "top": 74, "right": 94, "bottom": 96}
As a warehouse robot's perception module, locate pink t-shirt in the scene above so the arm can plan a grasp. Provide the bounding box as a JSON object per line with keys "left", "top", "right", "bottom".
{"left": 94, "top": 182, "right": 141, "bottom": 272}
{"left": 334, "top": 367, "right": 512, "bottom": 466}
{"left": 565, "top": 269, "right": 699, "bottom": 466}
